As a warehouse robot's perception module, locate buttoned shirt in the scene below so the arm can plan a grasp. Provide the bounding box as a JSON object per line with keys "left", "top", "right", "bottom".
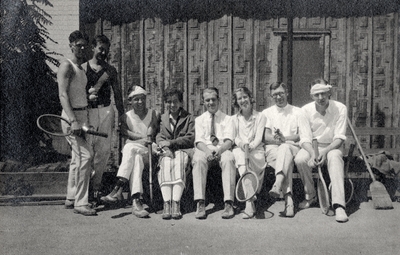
{"left": 262, "top": 104, "right": 310, "bottom": 147}
{"left": 301, "top": 100, "right": 347, "bottom": 145}
{"left": 194, "top": 110, "right": 233, "bottom": 146}
{"left": 229, "top": 110, "right": 266, "bottom": 150}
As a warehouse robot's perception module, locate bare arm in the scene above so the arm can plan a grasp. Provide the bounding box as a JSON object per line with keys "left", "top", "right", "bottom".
{"left": 263, "top": 128, "right": 281, "bottom": 145}
{"left": 119, "top": 114, "right": 148, "bottom": 145}
{"left": 57, "top": 61, "right": 80, "bottom": 131}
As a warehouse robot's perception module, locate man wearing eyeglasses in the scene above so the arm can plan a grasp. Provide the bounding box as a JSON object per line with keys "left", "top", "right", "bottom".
{"left": 82, "top": 35, "right": 124, "bottom": 204}
{"left": 262, "top": 82, "right": 309, "bottom": 217}
{"left": 58, "top": 30, "right": 96, "bottom": 216}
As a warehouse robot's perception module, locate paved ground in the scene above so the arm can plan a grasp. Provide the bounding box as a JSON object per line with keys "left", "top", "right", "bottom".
{"left": 1, "top": 199, "right": 399, "bottom": 255}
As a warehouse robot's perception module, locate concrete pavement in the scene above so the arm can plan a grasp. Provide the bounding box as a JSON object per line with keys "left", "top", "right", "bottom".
{"left": 1, "top": 200, "right": 399, "bottom": 255}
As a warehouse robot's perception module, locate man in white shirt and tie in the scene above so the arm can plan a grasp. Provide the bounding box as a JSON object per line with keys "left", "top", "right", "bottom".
{"left": 262, "top": 82, "right": 309, "bottom": 218}
{"left": 192, "top": 87, "right": 236, "bottom": 219}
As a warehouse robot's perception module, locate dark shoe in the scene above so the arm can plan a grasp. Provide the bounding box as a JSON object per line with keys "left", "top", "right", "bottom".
{"left": 195, "top": 200, "right": 206, "bottom": 219}
{"left": 73, "top": 206, "right": 97, "bottom": 216}
{"left": 65, "top": 199, "right": 74, "bottom": 209}
{"left": 221, "top": 201, "right": 235, "bottom": 219}
{"left": 100, "top": 188, "right": 123, "bottom": 204}
{"left": 172, "top": 201, "right": 182, "bottom": 220}
{"left": 162, "top": 201, "right": 171, "bottom": 220}
{"left": 268, "top": 185, "right": 282, "bottom": 198}
{"left": 298, "top": 196, "right": 318, "bottom": 209}
{"left": 132, "top": 199, "right": 150, "bottom": 218}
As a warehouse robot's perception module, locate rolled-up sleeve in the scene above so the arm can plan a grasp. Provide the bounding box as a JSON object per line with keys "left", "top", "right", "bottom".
{"left": 222, "top": 115, "right": 235, "bottom": 143}
{"left": 298, "top": 108, "right": 313, "bottom": 147}
{"left": 194, "top": 115, "right": 207, "bottom": 145}
{"left": 333, "top": 105, "right": 347, "bottom": 141}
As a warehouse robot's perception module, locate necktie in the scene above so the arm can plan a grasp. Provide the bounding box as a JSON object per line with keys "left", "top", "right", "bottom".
{"left": 210, "top": 113, "right": 219, "bottom": 145}
{"left": 211, "top": 113, "right": 215, "bottom": 137}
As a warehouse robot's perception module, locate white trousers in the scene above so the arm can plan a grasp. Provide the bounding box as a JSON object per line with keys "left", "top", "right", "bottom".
{"left": 265, "top": 143, "right": 300, "bottom": 195}
{"left": 192, "top": 146, "right": 236, "bottom": 202}
{"left": 62, "top": 110, "right": 93, "bottom": 207}
{"left": 294, "top": 147, "right": 345, "bottom": 207}
{"left": 88, "top": 105, "right": 114, "bottom": 191}
{"left": 117, "top": 142, "right": 149, "bottom": 196}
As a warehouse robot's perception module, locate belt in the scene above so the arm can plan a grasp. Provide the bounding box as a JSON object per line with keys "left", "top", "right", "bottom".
{"left": 89, "top": 103, "right": 110, "bottom": 109}
{"left": 72, "top": 106, "right": 88, "bottom": 111}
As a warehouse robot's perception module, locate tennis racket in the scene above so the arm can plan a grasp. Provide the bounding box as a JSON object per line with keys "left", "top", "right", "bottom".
{"left": 235, "top": 144, "right": 259, "bottom": 202}
{"left": 313, "top": 139, "right": 330, "bottom": 215}
{"left": 147, "top": 125, "right": 154, "bottom": 206}
{"left": 37, "top": 114, "right": 108, "bottom": 138}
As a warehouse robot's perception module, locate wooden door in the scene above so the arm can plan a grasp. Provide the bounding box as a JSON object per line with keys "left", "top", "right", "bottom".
{"left": 280, "top": 37, "right": 325, "bottom": 107}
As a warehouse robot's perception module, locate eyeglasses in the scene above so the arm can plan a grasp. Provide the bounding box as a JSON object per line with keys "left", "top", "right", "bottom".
{"left": 270, "top": 92, "right": 286, "bottom": 98}
{"left": 204, "top": 98, "right": 218, "bottom": 103}
{"left": 73, "top": 44, "right": 88, "bottom": 50}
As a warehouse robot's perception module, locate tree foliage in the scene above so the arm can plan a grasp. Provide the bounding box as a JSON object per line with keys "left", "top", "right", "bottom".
{"left": 1, "top": 0, "right": 61, "bottom": 164}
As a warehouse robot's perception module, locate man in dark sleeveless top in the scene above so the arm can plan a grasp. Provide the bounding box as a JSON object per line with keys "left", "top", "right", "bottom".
{"left": 82, "top": 35, "right": 124, "bottom": 203}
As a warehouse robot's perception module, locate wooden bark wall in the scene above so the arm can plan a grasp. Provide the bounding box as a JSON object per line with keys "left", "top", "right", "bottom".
{"left": 90, "top": 12, "right": 399, "bottom": 165}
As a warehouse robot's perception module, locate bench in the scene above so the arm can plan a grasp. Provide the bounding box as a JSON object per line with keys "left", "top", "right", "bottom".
{"left": 290, "top": 126, "right": 400, "bottom": 201}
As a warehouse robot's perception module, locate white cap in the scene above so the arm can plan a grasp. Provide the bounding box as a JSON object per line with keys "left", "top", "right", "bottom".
{"left": 128, "top": 86, "right": 147, "bottom": 98}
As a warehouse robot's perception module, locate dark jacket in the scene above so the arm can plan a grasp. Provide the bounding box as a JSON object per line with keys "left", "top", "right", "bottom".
{"left": 156, "top": 108, "right": 195, "bottom": 156}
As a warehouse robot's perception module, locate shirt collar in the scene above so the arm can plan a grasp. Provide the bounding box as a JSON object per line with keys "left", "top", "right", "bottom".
{"left": 207, "top": 110, "right": 220, "bottom": 118}
{"left": 313, "top": 100, "right": 331, "bottom": 114}
{"left": 237, "top": 109, "right": 256, "bottom": 121}
{"left": 169, "top": 108, "right": 182, "bottom": 120}
{"left": 275, "top": 104, "right": 290, "bottom": 112}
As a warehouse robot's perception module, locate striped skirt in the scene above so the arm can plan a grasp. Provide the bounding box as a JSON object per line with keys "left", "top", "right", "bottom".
{"left": 158, "top": 150, "right": 189, "bottom": 187}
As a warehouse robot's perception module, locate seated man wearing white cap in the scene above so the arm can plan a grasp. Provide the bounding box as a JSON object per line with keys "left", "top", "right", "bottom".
{"left": 294, "top": 78, "right": 348, "bottom": 223}
{"left": 100, "top": 85, "right": 160, "bottom": 218}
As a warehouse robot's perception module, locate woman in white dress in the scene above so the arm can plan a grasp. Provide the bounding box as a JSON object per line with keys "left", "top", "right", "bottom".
{"left": 230, "top": 87, "right": 267, "bottom": 219}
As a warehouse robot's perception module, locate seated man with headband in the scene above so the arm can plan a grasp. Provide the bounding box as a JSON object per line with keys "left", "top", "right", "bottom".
{"left": 294, "top": 78, "right": 349, "bottom": 223}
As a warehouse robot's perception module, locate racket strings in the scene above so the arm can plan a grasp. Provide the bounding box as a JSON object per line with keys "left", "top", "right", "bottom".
{"left": 38, "top": 115, "right": 70, "bottom": 136}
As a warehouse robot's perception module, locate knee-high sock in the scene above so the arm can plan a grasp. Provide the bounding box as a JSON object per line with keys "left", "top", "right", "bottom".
{"left": 172, "top": 183, "right": 184, "bottom": 201}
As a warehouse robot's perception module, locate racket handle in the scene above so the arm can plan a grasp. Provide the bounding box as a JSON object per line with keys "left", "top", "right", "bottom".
{"left": 244, "top": 144, "right": 249, "bottom": 159}
{"left": 312, "top": 139, "right": 319, "bottom": 158}
{"left": 82, "top": 126, "right": 108, "bottom": 138}
{"left": 86, "top": 130, "right": 108, "bottom": 138}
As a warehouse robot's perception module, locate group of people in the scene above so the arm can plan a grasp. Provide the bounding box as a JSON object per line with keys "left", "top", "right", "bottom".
{"left": 58, "top": 30, "right": 349, "bottom": 223}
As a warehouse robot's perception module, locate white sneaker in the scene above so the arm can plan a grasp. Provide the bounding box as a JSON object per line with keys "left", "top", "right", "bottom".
{"left": 335, "top": 207, "right": 348, "bottom": 223}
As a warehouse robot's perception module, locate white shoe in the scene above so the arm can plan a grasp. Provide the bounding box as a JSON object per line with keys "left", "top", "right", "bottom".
{"left": 242, "top": 201, "right": 255, "bottom": 219}
{"left": 335, "top": 207, "right": 348, "bottom": 223}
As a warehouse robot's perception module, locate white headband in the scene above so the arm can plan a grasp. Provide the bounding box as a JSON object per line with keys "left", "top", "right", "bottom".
{"left": 310, "top": 84, "right": 332, "bottom": 95}
{"left": 128, "top": 86, "right": 147, "bottom": 98}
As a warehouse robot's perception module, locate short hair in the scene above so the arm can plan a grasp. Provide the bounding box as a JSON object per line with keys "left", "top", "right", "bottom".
{"left": 92, "top": 34, "right": 110, "bottom": 47}
{"left": 163, "top": 86, "right": 184, "bottom": 102}
{"left": 68, "top": 30, "right": 89, "bottom": 44}
{"left": 269, "top": 82, "right": 287, "bottom": 92}
{"left": 202, "top": 87, "right": 219, "bottom": 100}
{"left": 232, "top": 86, "right": 255, "bottom": 108}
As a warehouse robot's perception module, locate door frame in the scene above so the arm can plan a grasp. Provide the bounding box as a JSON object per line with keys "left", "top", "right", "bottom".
{"left": 272, "top": 29, "right": 331, "bottom": 104}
